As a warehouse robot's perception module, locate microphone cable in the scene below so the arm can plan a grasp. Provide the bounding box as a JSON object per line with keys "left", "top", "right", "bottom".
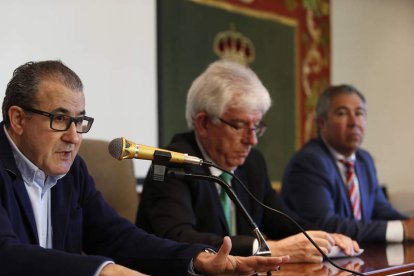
{"left": 203, "top": 161, "right": 365, "bottom": 276}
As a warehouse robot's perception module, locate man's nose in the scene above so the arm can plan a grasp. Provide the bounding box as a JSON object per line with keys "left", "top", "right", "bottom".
{"left": 243, "top": 129, "right": 258, "bottom": 146}
{"left": 63, "top": 122, "right": 81, "bottom": 143}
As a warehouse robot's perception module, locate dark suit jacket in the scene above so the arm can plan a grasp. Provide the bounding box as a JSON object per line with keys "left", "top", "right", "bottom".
{"left": 0, "top": 123, "right": 205, "bottom": 276}
{"left": 281, "top": 137, "right": 407, "bottom": 243}
{"left": 137, "top": 131, "right": 307, "bottom": 256}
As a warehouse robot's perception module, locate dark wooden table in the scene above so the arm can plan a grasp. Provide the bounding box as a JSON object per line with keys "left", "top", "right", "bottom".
{"left": 260, "top": 242, "right": 414, "bottom": 275}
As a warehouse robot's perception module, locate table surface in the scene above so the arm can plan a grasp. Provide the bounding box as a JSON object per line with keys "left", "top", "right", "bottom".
{"left": 260, "top": 242, "right": 414, "bottom": 275}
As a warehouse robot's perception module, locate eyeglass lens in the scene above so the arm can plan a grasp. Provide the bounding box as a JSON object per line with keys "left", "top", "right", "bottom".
{"left": 51, "top": 115, "right": 92, "bottom": 133}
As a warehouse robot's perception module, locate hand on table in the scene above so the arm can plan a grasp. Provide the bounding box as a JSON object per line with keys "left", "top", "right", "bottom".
{"left": 331, "top": 233, "right": 360, "bottom": 256}
{"left": 194, "top": 236, "right": 289, "bottom": 275}
{"left": 268, "top": 230, "right": 335, "bottom": 263}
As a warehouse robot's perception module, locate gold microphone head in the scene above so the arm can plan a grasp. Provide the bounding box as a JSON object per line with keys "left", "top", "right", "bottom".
{"left": 108, "top": 137, "right": 137, "bottom": 160}
{"left": 122, "top": 137, "right": 139, "bottom": 159}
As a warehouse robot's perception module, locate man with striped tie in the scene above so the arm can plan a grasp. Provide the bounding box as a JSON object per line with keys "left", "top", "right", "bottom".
{"left": 281, "top": 84, "right": 414, "bottom": 244}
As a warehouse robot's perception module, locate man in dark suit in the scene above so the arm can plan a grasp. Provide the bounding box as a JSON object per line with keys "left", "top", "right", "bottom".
{"left": 0, "top": 60, "right": 289, "bottom": 276}
{"left": 137, "top": 60, "right": 360, "bottom": 262}
{"left": 281, "top": 84, "right": 414, "bottom": 243}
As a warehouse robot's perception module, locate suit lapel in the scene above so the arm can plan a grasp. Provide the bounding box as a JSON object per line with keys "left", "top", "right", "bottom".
{"left": 51, "top": 175, "right": 73, "bottom": 250}
{"left": 12, "top": 176, "right": 39, "bottom": 243}
{"left": 1, "top": 126, "right": 38, "bottom": 243}
{"left": 232, "top": 169, "right": 252, "bottom": 234}
{"left": 333, "top": 159, "right": 354, "bottom": 216}
{"left": 215, "top": 181, "right": 230, "bottom": 234}
{"left": 211, "top": 172, "right": 231, "bottom": 235}
{"left": 190, "top": 161, "right": 230, "bottom": 234}
{"left": 186, "top": 132, "right": 231, "bottom": 234}
{"left": 319, "top": 139, "right": 355, "bottom": 217}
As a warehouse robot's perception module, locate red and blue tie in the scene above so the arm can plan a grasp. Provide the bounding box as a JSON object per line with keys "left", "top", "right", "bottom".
{"left": 340, "top": 160, "right": 362, "bottom": 220}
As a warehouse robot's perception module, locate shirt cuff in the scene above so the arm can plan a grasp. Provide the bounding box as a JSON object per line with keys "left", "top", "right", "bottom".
{"left": 94, "top": 261, "right": 115, "bottom": 276}
{"left": 188, "top": 258, "right": 203, "bottom": 276}
{"left": 386, "top": 220, "right": 404, "bottom": 242}
{"left": 188, "top": 248, "right": 217, "bottom": 276}
{"left": 252, "top": 238, "right": 259, "bottom": 255}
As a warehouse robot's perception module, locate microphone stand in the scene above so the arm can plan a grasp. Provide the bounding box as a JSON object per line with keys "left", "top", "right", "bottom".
{"left": 166, "top": 168, "right": 272, "bottom": 258}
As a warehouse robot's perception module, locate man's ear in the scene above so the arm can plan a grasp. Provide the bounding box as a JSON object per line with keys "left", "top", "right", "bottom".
{"left": 317, "top": 117, "right": 325, "bottom": 129}
{"left": 194, "top": 112, "right": 209, "bottom": 138}
{"left": 317, "top": 116, "right": 327, "bottom": 137}
{"left": 8, "top": 106, "right": 27, "bottom": 135}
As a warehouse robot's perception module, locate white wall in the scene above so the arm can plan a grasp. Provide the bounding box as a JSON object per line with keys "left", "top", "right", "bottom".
{"left": 331, "top": 0, "right": 414, "bottom": 214}
{"left": 0, "top": 0, "right": 156, "bottom": 177}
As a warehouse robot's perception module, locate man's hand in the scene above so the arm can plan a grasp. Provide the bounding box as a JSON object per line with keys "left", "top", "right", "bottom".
{"left": 194, "top": 236, "right": 289, "bottom": 275}
{"left": 100, "top": 263, "right": 148, "bottom": 276}
{"left": 268, "top": 231, "right": 360, "bottom": 263}
{"left": 331, "top": 233, "right": 360, "bottom": 256}
{"left": 268, "top": 231, "right": 335, "bottom": 263}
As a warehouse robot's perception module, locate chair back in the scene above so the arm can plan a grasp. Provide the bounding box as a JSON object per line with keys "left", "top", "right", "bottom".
{"left": 78, "top": 138, "right": 139, "bottom": 223}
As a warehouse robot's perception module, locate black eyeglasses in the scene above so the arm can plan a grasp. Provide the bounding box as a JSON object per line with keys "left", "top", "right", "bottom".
{"left": 218, "top": 117, "right": 267, "bottom": 137}
{"left": 20, "top": 106, "right": 94, "bottom": 134}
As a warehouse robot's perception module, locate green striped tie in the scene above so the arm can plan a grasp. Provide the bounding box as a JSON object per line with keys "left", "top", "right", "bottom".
{"left": 219, "top": 172, "right": 234, "bottom": 234}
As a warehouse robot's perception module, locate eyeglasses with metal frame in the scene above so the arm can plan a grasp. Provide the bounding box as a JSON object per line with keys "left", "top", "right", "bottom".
{"left": 218, "top": 117, "right": 267, "bottom": 137}
{"left": 20, "top": 106, "right": 94, "bottom": 134}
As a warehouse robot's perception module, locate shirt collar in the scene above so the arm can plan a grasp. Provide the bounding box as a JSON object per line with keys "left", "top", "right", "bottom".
{"left": 4, "top": 125, "right": 65, "bottom": 188}
{"left": 194, "top": 133, "right": 231, "bottom": 177}
{"left": 321, "top": 136, "right": 356, "bottom": 163}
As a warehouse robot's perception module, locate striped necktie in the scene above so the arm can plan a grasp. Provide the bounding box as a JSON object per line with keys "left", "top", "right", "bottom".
{"left": 340, "top": 160, "right": 362, "bottom": 220}
{"left": 219, "top": 172, "right": 234, "bottom": 234}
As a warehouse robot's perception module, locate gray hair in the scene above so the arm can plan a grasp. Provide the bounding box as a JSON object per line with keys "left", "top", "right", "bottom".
{"left": 2, "top": 60, "right": 83, "bottom": 128}
{"left": 185, "top": 59, "right": 271, "bottom": 129}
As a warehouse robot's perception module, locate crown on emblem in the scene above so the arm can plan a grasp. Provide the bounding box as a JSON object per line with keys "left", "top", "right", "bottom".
{"left": 213, "top": 26, "right": 255, "bottom": 66}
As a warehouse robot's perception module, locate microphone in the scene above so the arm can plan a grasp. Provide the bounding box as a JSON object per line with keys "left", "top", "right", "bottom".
{"left": 108, "top": 137, "right": 204, "bottom": 165}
